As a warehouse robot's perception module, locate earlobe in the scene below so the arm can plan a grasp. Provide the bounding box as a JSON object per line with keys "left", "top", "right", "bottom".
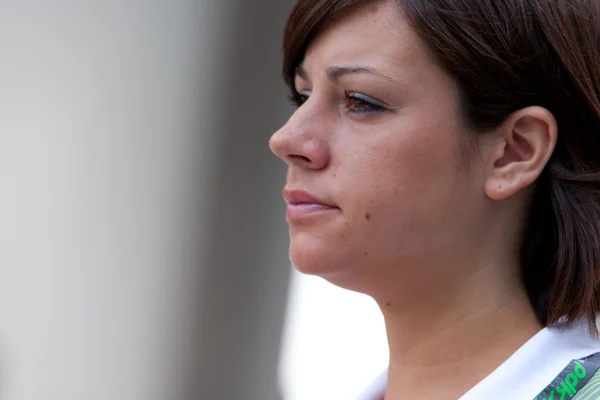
{"left": 485, "top": 176, "right": 518, "bottom": 200}
{"left": 484, "top": 106, "right": 558, "bottom": 201}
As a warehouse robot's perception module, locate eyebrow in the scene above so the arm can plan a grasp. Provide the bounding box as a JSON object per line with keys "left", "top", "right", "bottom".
{"left": 295, "top": 65, "right": 396, "bottom": 82}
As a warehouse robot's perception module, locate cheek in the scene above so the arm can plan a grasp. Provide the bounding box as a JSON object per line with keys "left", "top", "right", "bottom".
{"left": 338, "top": 124, "right": 467, "bottom": 255}
{"left": 347, "top": 123, "right": 460, "bottom": 204}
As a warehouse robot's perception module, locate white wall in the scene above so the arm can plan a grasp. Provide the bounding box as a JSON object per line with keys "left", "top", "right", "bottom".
{"left": 279, "top": 274, "right": 389, "bottom": 400}
{"left": 0, "top": 1, "right": 265, "bottom": 399}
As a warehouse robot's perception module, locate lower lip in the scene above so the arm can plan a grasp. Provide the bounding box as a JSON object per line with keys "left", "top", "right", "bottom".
{"left": 286, "top": 203, "right": 339, "bottom": 220}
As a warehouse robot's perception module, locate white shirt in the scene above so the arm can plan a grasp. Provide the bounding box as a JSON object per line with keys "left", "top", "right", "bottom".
{"left": 357, "top": 322, "right": 600, "bottom": 400}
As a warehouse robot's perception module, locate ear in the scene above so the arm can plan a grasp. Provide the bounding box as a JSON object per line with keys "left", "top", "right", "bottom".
{"left": 484, "top": 106, "right": 558, "bottom": 200}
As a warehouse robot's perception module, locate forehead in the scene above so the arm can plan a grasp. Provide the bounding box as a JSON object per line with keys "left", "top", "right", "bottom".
{"left": 301, "top": 1, "right": 429, "bottom": 76}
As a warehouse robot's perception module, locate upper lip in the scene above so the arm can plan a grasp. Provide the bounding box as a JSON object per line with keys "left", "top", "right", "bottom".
{"left": 282, "top": 188, "right": 338, "bottom": 208}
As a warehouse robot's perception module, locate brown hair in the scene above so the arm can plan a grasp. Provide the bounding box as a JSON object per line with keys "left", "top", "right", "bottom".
{"left": 283, "top": 0, "right": 600, "bottom": 333}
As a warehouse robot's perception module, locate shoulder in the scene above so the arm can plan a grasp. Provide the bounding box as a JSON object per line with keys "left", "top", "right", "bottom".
{"left": 463, "top": 322, "right": 600, "bottom": 400}
{"left": 355, "top": 368, "right": 387, "bottom": 400}
{"left": 357, "top": 322, "right": 600, "bottom": 400}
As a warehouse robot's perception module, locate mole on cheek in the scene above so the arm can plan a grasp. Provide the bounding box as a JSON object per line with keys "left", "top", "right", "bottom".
{"left": 365, "top": 212, "right": 372, "bottom": 221}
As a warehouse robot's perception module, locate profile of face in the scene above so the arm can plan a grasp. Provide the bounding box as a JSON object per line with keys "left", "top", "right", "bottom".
{"left": 269, "top": 1, "right": 547, "bottom": 294}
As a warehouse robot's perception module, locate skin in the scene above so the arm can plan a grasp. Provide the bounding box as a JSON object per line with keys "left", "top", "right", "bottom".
{"left": 269, "top": 1, "right": 558, "bottom": 399}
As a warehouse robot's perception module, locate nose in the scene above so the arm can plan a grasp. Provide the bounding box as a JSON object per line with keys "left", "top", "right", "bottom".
{"left": 269, "top": 105, "right": 330, "bottom": 171}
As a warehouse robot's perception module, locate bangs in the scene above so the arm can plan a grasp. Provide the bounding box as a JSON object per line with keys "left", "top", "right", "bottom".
{"left": 282, "top": 0, "right": 369, "bottom": 91}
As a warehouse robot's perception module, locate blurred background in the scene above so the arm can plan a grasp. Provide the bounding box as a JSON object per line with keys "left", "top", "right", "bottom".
{"left": 0, "top": 1, "right": 388, "bottom": 399}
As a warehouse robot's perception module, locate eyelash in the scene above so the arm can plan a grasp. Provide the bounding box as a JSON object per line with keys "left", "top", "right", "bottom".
{"left": 288, "top": 91, "right": 387, "bottom": 115}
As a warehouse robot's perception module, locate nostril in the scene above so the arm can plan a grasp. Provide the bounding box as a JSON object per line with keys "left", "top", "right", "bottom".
{"left": 291, "top": 154, "right": 311, "bottom": 163}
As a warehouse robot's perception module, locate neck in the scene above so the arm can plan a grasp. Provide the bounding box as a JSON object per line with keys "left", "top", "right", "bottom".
{"left": 377, "top": 262, "right": 542, "bottom": 400}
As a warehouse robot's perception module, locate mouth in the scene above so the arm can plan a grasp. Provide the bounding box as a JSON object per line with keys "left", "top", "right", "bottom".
{"left": 282, "top": 188, "right": 340, "bottom": 221}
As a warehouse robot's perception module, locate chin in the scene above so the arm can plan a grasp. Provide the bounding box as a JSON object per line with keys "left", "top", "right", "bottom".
{"left": 289, "top": 232, "right": 363, "bottom": 280}
{"left": 290, "top": 241, "right": 332, "bottom": 276}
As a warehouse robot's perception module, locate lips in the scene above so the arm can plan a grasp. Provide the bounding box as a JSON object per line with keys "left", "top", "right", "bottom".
{"left": 282, "top": 188, "right": 337, "bottom": 208}
{"left": 282, "top": 188, "right": 339, "bottom": 221}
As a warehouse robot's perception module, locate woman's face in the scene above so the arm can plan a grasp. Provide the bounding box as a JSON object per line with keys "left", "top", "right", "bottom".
{"left": 270, "top": 1, "right": 490, "bottom": 291}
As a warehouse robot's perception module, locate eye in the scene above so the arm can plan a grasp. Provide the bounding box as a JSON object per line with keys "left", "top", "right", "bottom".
{"left": 344, "top": 92, "right": 387, "bottom": 114}
{"left": 288, "top": 90, "right": 311, "bottom": 108}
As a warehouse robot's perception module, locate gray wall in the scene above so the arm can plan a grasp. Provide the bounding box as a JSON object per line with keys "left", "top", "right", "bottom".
{"left": 0, "top": 1, "right": 292, "bottom": 399}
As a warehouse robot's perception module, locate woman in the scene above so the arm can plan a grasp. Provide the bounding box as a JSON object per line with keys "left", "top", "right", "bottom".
{"left": 269, "top": 0, "right": 600, "bottom": 399}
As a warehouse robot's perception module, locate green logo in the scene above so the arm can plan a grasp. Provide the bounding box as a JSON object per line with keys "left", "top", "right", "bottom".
{"left": 536, "top": 361, "right": 587, "bottom": 400}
